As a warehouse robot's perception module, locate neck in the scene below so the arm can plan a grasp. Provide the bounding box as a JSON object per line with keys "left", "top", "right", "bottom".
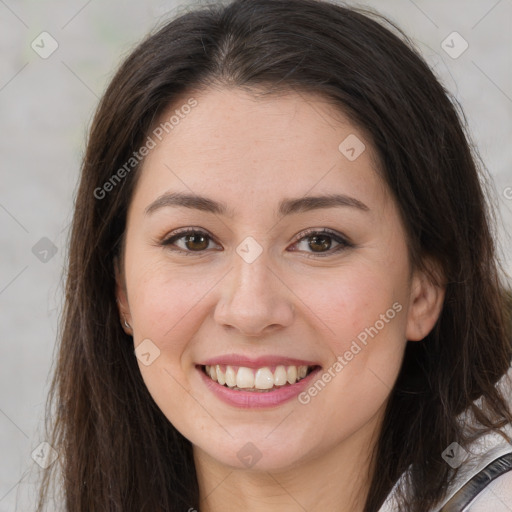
{"left": 193, "top": 407, "right": 384, "bottom": 512}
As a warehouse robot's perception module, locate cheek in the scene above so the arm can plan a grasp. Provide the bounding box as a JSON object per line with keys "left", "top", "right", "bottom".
{"left": 297, "top": 263, "right": 407, "bottom": 353}
{"left": 292, "top": 262, "right": 409, "bottom": 414}
{"left": 293, "top": 267, "right": 407, "bottom": 437}
{"left": 128, "top": 261, "right": 212, "bottom": 348}
{"left": 128, "top": 268, "right": 208, "bottom": 431}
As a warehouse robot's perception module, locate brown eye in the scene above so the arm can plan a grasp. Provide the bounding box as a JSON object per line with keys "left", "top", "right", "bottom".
{"left": 308, "top": 233, "right": 333, "bottom": 252}
{"left": 161, "top": 229, "right": 218, "bottom": 255}
{"left": 181, "top": 232, "right": 209, "bottom": 251}
{"left": 160, "top": 227, "right": 352, "bottom": 258}
{"left": 291, "top": 228, "right": 352, "bottom": 257}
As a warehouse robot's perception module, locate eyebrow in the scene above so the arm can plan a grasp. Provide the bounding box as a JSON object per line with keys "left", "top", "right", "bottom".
{"left": 144, "top": 191, "right": 370, "bottom": 217}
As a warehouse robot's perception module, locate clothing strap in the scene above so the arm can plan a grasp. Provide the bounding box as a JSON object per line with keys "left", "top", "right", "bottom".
{"left": 439, "top": 451, "right": 512, "bottom": 511}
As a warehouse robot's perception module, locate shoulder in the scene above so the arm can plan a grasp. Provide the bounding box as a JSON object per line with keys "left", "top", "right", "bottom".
{"left": 440, "top": 450, "right": 512, "bottom": 510}
{"left": 378, "top": 370, "right": 512, "bottom": 511}
{"left": 465, "top": 470, "right": 512, "bottom": 511}
{"left": 377, "top": 424, "right": 512, "bottom": 512}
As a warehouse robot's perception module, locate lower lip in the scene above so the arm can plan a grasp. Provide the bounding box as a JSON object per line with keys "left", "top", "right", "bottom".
{"left": 197, "top": 365, "right": 322, "bottom": 409}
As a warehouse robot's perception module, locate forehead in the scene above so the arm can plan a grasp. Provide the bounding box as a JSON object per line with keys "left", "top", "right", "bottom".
{"left": 130, "top": 86, "right": 390, "bottom": 219}
{"left": 153, "top": 86, "right": 364, "bottom": 155}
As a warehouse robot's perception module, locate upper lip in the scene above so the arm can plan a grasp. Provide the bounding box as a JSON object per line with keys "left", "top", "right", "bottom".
{"left": 198, "top": 355, "right": 321, "bottom": 368}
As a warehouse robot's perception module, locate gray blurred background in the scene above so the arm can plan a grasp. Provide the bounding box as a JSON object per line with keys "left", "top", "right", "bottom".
{"left": 1, "top": 0, "right": 511, "bottom": 510}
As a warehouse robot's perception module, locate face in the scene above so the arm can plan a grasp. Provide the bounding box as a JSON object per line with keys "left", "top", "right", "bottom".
{"left": 115, "top": 87, "right": 444, "bottom": 472}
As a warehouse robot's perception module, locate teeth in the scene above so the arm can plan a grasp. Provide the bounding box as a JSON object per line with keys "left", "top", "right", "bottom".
{"left": 216, "top": 364, "right": 225, "bottom": 385}
{"left": 236, "top": 367, "right": 254, "bottom": 389}
{"left": 254, "top": 368, "right": 274, "bottom": 389}
{"left": 225, "top": 365, "right": 236, "bottom": 387}
{"left": 204, "top": 364, "right": 313, "bottom": 390}
{"left": 286, "top": 365, "right": 297, "bottom": 384}
{"left": 274, "top": 365, "right": 288, "bottom": 386}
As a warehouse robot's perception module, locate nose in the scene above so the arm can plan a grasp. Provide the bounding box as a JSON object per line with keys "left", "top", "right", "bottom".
{"left": 213, "top": 248, "right": 295, "bottom": 337}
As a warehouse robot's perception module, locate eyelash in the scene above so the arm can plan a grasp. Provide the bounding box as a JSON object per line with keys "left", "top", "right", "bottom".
{"left": 159, "top": 227, "right": 353, "bottom": 258}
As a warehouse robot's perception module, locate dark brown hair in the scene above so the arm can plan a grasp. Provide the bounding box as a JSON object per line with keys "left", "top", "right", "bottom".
{"left": 37, "top": 0, "right": 512, "bottom": 510}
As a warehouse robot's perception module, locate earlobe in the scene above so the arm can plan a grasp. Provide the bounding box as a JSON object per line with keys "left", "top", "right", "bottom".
{"left": 405, "top": 268, "right": 446, "bottom": 342}
{"left": 114, "top": 256, "right": 132, "bottom": 333}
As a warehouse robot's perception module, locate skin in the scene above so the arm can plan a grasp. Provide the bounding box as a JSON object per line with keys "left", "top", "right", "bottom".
{"left": 115, "top": 86, "right": 445, "bottom": 512}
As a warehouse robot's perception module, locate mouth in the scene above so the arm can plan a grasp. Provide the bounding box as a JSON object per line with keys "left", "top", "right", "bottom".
{"left": 199, "top": 364, "right": 321, "bottom": 393}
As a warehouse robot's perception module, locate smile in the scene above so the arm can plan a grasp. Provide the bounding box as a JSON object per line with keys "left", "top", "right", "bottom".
{"left": 202, "top": 364, "right": 317, "bottom": 392}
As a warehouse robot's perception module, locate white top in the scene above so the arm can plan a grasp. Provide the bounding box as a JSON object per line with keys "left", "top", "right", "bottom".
{"left": 378, "top": 368, "right": 512, "bottom": 511}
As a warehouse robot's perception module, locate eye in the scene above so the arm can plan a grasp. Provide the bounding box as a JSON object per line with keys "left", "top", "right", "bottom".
{"left": 160, "top": 228, "right": 220, "bottom": 255}
{"left": 290, "top": 228, "right": 353, "bottom": 257}
{"left": 160, "top": 227, "right": 353, "bottom": 257}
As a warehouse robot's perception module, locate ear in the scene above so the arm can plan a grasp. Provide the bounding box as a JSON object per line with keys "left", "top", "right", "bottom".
{"left": 114, "top": 255, "right": 132, "bottom": 334}
{"left": 405, "top": 264, "right": 446, "bottom": 342}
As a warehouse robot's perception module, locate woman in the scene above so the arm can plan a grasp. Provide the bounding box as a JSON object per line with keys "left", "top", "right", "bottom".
{"left": 36, "top": 0, "right": 512, "bottom": 510}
